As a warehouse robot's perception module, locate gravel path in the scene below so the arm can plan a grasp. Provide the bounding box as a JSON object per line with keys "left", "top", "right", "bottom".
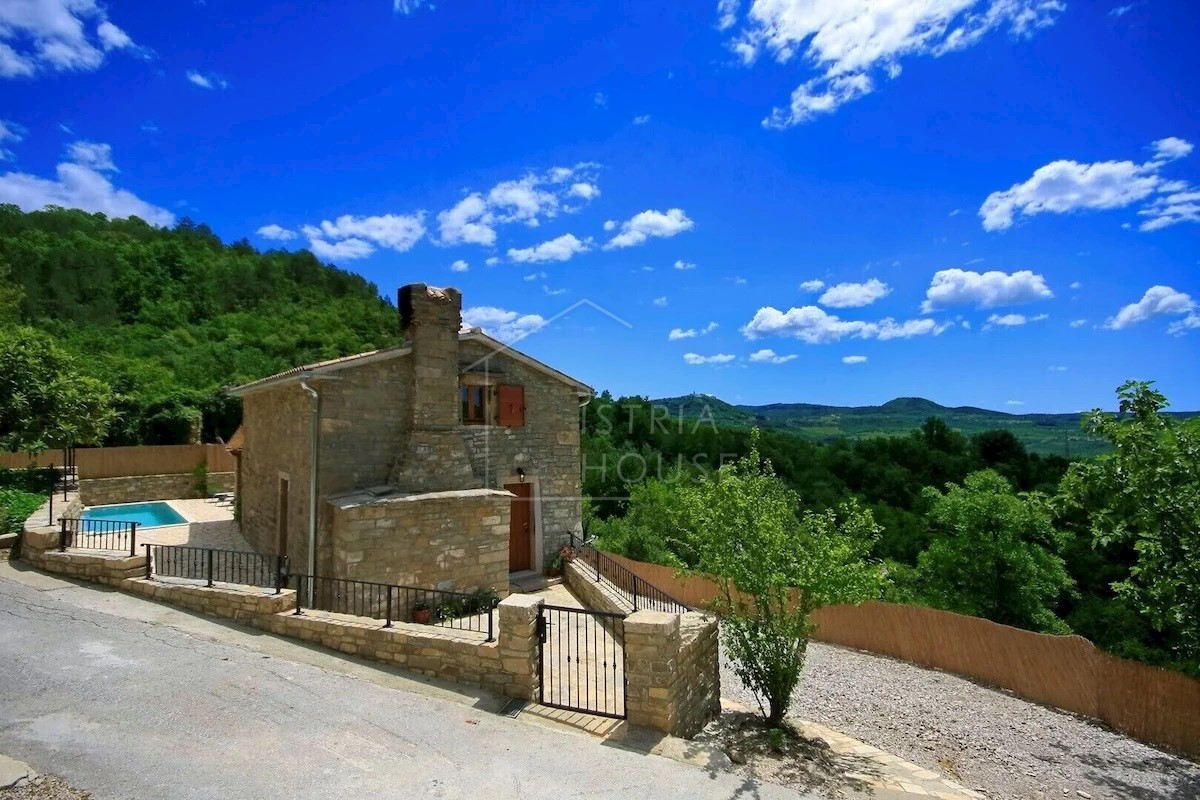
{"left": 720, "top": 641, "right": 1200, "bottom": 800}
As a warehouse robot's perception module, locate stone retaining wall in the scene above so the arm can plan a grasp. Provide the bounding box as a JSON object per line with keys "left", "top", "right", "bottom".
{"left": 625, "top": 610, "right": 722, "bottom": 738}
{"left": 563, "top": 558, "right": 627, "bottom": 614}
{"left": 80, "top": 472, "right": 235, "bottom": 505}
{"left": 124, "top": 578, "right": 295, "bottom": 622}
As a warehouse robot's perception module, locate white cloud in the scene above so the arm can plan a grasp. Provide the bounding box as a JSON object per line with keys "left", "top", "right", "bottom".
{"left": 1069, "top": 281, "right": 1082, "bottom": 289}
{"left": 543, "top": 285, "right": 566, "bottom": 296}
{"left": 842, "top": 355, "right": 868, "bottom": 364}
{"left": 1031, "top": 313, "right": 1049, "bottom": 322}
{"left": 800, "top": 279, "right": 825, "bottom": 292}
{"left": 450, "top": 259, "right": 469, "bottom": 272}
{"left": 1168, "top": 314, "right": 1200, "bottom": 336}
{"left": 461, "top": 306, "right": 547, "bottom": 343}
{"left": 65, "top": 141, "right": 116, "bottom": 173}
{"left": 674, "top": 259, "right": 696, "bottom": 270}
{"left": 921, "top": 268, "right": 1053, "bottom": 312}
{"left": 668, "top": 321, "right": 718, "bottom": 341}
{"left": 980, "top": 138, "right": 1198, "bottom": 232}
{"left": 507, "top": 233, "right": 592, "bottom": 264}
{"left": 309, "top": 213, "right": 426, "bottom": 252}
{"left": 653, "top": 296, "right": 668, "bottom": 307}
{"left": 724, "top": 1, "right": 1064, "bottom": 128}
{"left": 256, "top": 224, "right": 296, "bottom": 241}
{"left": 818, "top": 278, "right": 891, "bottom": 308}
{"left": 485, "top": 256, "right": 501, "bottom": 267}
{"left": 741, "top": 305, "right": 947, "bottom": 343}
{"left": 0, "top": 119, "right": 25, "bottom": 160}
{"left": 1049, "top": 365, "right": 1067, "bottom": 371}
{"left": 604, "top": 208, "right": 694, "bottom": 249}
{"left": 749, "top": 348, "right": 797, "bottom": 364}
{"left": 0, "top": 0, "right": 143, "bottom": 78}
{"left": 683, "top": 352, "right": 736, "bottom": 365}
{"left": 594, "top": 91, "right": 608, "bottom": 107}
{"left": 1007, "top": 400, "right": 1024, "bottom": 406}
{"left": 0, "top": 144, "right": 172, "bottom": 226}
{"left": 734, "top": 276, "right": 748, "bottom": 285}
{"left": 1109, "top": 5, "right": 1133, "bottom": 16}
{"left": 187, "top": 70, "right": 228, "bottom": 90}
{"left": 986, "top": 313, "right": 1028, "bottom": 327}
{"left": 523, "top": 271, "right": 547, "bottom": 282}
{"left": 393, "top": 0, "right": 435, "bottom": 14}
{"left": 1069, "top": 319, "right": 1087, "bottom": 328}
{"left": 436, "top": 164, "right": 600, "bottom": 246}
{"left": 603, "top": 219, "right": 616, "bottom": 232}
{"left": 633, "top": 114, "right": 651, "bottom": 125}
{"left": 306, "top": 237, "right": 374, "bottom": 261}
{"left": 1105, "top": 286, "right": 1195, "bottom": 330}
{"left": 949, "top": 208, "right": 961, "bottom": 217}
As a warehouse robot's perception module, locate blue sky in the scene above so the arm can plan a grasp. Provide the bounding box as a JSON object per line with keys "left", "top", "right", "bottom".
{"left": 1, "top": 0, "right": 1198, "bottom": 412}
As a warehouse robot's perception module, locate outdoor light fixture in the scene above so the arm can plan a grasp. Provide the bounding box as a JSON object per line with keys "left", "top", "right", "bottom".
{"left": 516, "top": 467, "right": 526, "bottom": 483}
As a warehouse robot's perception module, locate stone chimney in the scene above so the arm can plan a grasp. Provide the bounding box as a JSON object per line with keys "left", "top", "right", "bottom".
{"left": 390, "top": 283, "right": 480, "bottom": 492}
{"left": 400, "top": 284, "right": 462, "bottom": 430}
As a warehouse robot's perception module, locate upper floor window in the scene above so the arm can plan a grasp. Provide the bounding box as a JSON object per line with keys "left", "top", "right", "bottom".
{"left": 459, "top": 375, "right": 525, "bottom": 427}
{"left": 461, "top": 385, "right": 488, "bottom": 425}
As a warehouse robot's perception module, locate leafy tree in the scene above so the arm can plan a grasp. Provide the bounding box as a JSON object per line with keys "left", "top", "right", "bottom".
{"left": 1059, "top": 381, "right": 1200, "bottom": 661}
{"left": 0, "top": 326, "right": 115, "bottom": 454}
{"left": 680, "top": 432, "right": 884, "bottom": 726}
{"left": 918, "top": 469, "right": 1073, "bottom": 633}
{"left": 0, "top": 258, "right": 21, "bottom": 324}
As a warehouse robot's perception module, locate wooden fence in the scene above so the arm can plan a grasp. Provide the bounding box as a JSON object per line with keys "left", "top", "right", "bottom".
{"left": 1, "top": 445, "right": 236, "bottom": 479}
{"left": 606, "top": 551, "right": 1200, "bottom": 759}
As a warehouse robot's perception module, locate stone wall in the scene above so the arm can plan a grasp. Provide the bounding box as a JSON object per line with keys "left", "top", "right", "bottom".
{"left": 79, "top": 472, "right": 234, "bottom": 506}
{"left": 124, "top": 578, "right": 295, "bottom": 621}
{"left": 23, "top": 548, "right": 147, "bottom": 586}
{"left": 564, "top": 558, "right": 630, "bottom": 614}
{"left": 458, "top": 338, "right": 584, "bottom": 571}
{"left": 328, "top": 488, "right": 511, "bottom": 597}
{"left": 624, "top": 610, "right": 722, "bottom": 738}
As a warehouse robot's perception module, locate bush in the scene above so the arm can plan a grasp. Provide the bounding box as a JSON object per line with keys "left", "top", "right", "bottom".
{"left": 0, "top": 488, "right": 45, "bottom": 534}
{"left": 0, "top": 466, "right": 55, "bottom": 494}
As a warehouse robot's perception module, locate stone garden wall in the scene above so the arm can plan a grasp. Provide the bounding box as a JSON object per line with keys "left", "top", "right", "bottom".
{"left": 79, "top": 472, "right": 234, "bottom": 505}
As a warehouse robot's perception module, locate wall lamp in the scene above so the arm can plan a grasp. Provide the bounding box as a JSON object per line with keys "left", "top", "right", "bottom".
{"left": 516, "top": 467, "right": 526, "bottom": 483}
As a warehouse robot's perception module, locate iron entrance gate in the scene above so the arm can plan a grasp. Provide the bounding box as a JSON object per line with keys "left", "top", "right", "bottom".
{"left": 538, "top": 604, "right": 627, "bottom": 719}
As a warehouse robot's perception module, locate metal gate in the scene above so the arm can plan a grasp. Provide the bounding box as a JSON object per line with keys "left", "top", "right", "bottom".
{"left": 538, "top": 604, "right": 627, "bottom": 719}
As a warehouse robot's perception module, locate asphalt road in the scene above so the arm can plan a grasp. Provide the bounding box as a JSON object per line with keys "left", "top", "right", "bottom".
{"left": 0, "top": 561, "right": 810, "bottom": 800}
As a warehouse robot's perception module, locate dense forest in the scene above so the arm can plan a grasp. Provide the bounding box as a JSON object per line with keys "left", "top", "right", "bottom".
{"left": 1, "top": 206, "right": 1195, "bottom": 677}
{"left": 0, "top": 205, "right": 402, "bottom": 444}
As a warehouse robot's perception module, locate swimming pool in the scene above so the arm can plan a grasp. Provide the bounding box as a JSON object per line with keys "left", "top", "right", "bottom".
{"left": 82, "top": 502, "right": 187, "bottom": 529}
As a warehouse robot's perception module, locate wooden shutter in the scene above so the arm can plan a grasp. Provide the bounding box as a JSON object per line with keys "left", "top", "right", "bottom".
{"left": 496, "top": 384, "right": 525, "bottom": 427}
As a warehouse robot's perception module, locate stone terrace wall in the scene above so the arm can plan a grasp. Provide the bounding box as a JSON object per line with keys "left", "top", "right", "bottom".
{"left": 624, "top": 610, "right": 722, "bottom": 738}
{"left": 124, "top": 578, "right": 295, "bottom": 621}
{"left": 80, "top": 472, "right": 234, "bottom": 506}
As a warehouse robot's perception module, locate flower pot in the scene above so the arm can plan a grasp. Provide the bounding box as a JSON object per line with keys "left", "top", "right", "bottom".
{"left": 412, "top": 608, "right": 432, "bottom": 624}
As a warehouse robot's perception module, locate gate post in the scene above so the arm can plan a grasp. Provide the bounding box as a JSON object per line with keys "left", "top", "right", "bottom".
{"left": 496, "top": 595, "right": 544, "bottom": 701}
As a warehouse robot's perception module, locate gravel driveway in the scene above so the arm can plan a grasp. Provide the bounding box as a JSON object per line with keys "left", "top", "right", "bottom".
{"left": 720, "top": 641, "right": 1200, "bottom": 800}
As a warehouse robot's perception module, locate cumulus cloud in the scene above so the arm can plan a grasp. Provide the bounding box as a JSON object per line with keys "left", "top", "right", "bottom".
{"left": 306, "top": 237, "right": 374, "bottom": 261}
{"left": 65, "top": 141, "right": 116, "bottom": 173}
{"left": 819, "top": 278, "right": 891, "bottom": 308}
{"left": 300, "top": 213, "right": 426, "bottom": 261}
{"left": 256, "top": 224, "right": 296, "bottom": 241}
{"left": 980, "top": 138, "right": 1198, "bottom": 232}
{"left": 721, "top": 1, "right": 1064, "bottom": 128}
{"left": 0, "top": 0, "right": 145, "bottom": 78}
{"left": 633, "top": 114, "right": 651, "bottom": 125}
{"left": 668, "top": 322, "right": 718, "bottom": 341}
{"left": 842, "top": 355, "right": 868, "bottom": 365}
{"left": 187, "top": 70, "right": 228, "bottom": 90}
{"left": 921, "top": 268, "right": 1053, "bottom": 312}
{"left": 1105, "top": 286, "right": 1195, "bottom": 330}
{"left": 653, "top": 296, "right": 668, "bottom": 307}
{"left": 436, "top": 163, "right": 600, "bottom": 246}
{"left": 741, "top": 305, "right": 948, "bottom": 344}
{"left": 674, "top": 260, "right": 696, "bottom": 270}
{"left": 1070, "top": 319, "right": 1087, "bottom": 328}
{"left": 462, "top": 306, "right": 547, "bottom": 343}
{"left": 749, "top": 348, "right": 797, "bottom": 364}
{"left": 604, "top": 208, "right": 694, "bottom": 249}
{"left": 683, "top": 352, "right": 736, "bottom": 365}
{"left": 800, "top": 279, "right": 825, "bottom": 292}
{"left": 507, "top": 233, "right": 592, "bottom": 264}
{"left": 0, "top": 142, "right": 172, "bottom": 226}
{"left": 523, "top": 271, "right": 547, "bottom": 281}
{"left": 450, "top": 259, "right": 469, "bottom": 272}
{"left": 1168, "top": 314, "right": 1200, "bottom": 336}
{"left": 985, "top": 313, "right": 1028, "bottom": 328}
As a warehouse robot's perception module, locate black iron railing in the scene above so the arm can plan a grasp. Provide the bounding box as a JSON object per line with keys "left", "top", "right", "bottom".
{"left": 290, "top": 574, "right": 499, "bottom": 641}
{"left": 568, "top": 532, "right": 691, "bottom": 614}
{"left": 59, "top": 517, "right": 138, "bottom": 555}
{"left": 144, "top": 544, "right": 288, "bottom": 593}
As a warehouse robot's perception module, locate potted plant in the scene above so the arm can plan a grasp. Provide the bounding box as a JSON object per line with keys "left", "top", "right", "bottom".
{"left": 546, "top": 553, "right": 563, "bottom": 578}
{"left": 411, "top": 601, "right": 432, "bottom": 624}
{"left": 559, "top": 545, "right": 575, "bottom": 563}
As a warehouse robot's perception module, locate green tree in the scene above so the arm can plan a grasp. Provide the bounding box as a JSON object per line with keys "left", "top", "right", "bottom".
{"left": 0, "top": 326, "right": 116, "bottom": 454}
{"left": 680, "top": 432, "right": 884, "bottom": 726}
{"left": 918, "top": 469, "right": 1073, "bottom": 633}
{"left": 0, "top": 258, "right": 22, "bottom": 324}
{"left": 1059, "top": 380, "right": 1200, "bottom": 661}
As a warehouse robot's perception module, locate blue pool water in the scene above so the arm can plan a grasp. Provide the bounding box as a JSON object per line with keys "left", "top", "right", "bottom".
{"left": 82, "top": 502, "right": 187, "bottom": 528}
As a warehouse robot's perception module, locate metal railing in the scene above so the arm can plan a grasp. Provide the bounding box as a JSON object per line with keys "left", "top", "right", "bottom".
{"left": 145, "top": 544, "right": 288, "bottom": 593}
{"left": 290, "top": 574, "right": 499, "bottom": 641}
{"left": 568, "top": 532, "right": 692, "bottom": 614}
{"left": 59, "top": 517, "right": 138, "bottom": 555}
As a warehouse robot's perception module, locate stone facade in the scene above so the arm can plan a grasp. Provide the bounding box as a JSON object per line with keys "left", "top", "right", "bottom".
{"left": 327, "top": 488, "right": 510, "bottom": 595}
{"left": 80, "top": 472, "right": 234, "bottom": 506}
{"left": 233, "top": 282, "right": 589, "bottom": 590}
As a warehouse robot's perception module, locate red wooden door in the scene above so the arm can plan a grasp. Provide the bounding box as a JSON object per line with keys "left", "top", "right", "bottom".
{"left": 506, "top": 482, "right": 533, "bottom": 572}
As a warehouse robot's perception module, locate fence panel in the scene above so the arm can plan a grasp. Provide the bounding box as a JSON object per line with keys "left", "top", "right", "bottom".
{"left": 77, "top": 444, "right": 208, "bottom": 479}
{"left": 606, "top": 549, "right": 1200, "bottom": 759}
{"left": 0, "top": 451, "right": 62, "bottom": 469}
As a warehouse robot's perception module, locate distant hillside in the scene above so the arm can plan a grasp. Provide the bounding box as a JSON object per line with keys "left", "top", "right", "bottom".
{"left": 651, "top": 393, "right": 1200, "bottom": 457}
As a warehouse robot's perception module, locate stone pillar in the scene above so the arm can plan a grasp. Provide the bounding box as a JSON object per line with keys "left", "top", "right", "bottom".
{"left": 399, "top": 283, "right": 462, "bottom": 429}
{"left": 497, "top": 593, "right": 543, "bottom": 700}
{"left": 624, "top": 610, "right": 682, "bottom": 734}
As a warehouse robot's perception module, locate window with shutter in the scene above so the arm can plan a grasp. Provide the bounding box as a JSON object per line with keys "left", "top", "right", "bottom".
{"left": 496, "top": 384, "right": 525, "bottom": 427}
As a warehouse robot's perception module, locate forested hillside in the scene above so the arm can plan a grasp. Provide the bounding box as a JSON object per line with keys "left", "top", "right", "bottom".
{"left": 0, "top": 205, "right": 402, "bottom": 444}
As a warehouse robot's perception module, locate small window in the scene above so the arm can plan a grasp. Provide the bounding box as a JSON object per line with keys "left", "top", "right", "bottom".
{"left": 461, "top": 385, "right": 489, "bottom": 425}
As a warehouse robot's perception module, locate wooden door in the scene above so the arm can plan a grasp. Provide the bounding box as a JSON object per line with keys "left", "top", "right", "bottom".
{"left": 506, "top": 481, "right": 533, "bottom": 572}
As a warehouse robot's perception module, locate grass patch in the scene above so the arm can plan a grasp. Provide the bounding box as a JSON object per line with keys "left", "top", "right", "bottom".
{"left": 0, "top": 488, "right": 46, "bottom": 534}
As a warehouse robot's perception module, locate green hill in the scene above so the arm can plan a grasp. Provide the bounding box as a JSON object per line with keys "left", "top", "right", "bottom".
{"left": 652, "top": 393, "right": 1199, "bottom": 457}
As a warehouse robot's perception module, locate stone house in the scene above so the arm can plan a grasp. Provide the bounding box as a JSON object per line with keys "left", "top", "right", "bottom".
{"left": 227, "top": 283, "right": 591, "bottom": 598}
